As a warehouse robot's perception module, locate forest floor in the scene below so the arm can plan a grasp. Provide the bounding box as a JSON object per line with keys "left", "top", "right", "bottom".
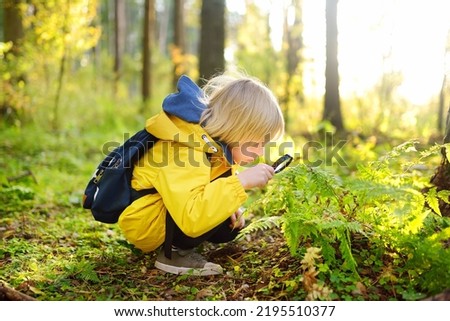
{"left": 0, "top": 202, "right": 308, "bottom": 301}
{"left": 1, "top": 201, "right": 392, "bottom": 301}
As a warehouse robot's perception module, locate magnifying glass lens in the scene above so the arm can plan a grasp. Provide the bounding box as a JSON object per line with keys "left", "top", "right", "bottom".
{"left": 272, "top": 154, "right": 293, "bottom": 173}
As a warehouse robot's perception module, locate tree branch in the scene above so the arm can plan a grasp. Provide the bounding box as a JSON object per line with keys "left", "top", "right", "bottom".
{"left": 0, "top": 282, "right": 36, "bottom": 301}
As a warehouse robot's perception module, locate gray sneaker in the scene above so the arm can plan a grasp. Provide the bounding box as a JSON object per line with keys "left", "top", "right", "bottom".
{"left": 155, "top": 248, "right": 223, "bottom": 276}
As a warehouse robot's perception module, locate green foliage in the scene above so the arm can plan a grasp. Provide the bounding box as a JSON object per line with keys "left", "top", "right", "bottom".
{"left": 1, "top": 185, "right": 35, "bottom": 201}
{"left": 244, "top": 141, "right": 450, "bottom": 299}
{"left": 1, "top": 0, "right": 101, "bottom": 125}
{"left": 64, "top": 260, "right": 100, "bottom": 283}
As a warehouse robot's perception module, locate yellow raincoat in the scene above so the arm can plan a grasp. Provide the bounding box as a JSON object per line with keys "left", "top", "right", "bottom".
{"left": 118, "top": 76, "right": 248, "bottom": 252}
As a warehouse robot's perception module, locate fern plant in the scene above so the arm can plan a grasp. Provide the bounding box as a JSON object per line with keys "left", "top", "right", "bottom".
{"left": 242, "top": 141, "right": 450, "bottom": 299}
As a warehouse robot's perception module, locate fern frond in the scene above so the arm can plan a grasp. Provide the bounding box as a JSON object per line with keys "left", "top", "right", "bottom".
{"left": 338, "top": 229, "right": 359, "bottom": 276}
{"left": 305, "top": 166, "right": 341, "bottom": 199}
{"left": 236, "top": 216, "right": 282, "bottom": 240}
{"left": 419, "top": 143, "right": 445, "bottom": 159}
{"left": 425, "top": 187, "right": 441, "bottom": 216}
{"left": 382, "top": 140, "right": 419, "bottom": 162}
{"left": 437, "top": 190, "right": 450, "bottom": 204}
{"left": 347, "top": 179, "right": 405, "bottom": 203}
{"left": 80, "top": 268, "right": 100, "bottom": 283}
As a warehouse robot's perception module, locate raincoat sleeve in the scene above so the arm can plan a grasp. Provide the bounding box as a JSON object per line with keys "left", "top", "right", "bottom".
{"left": 152, "top": 145, "right": 248, "bottom": 238}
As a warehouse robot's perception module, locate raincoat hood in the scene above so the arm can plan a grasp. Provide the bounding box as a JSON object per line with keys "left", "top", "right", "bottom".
{"left": 145, "top": 75, "right": 233, "bottom": 163}
{"left": 162, "top": 75, "right": 206, "bottom": 123}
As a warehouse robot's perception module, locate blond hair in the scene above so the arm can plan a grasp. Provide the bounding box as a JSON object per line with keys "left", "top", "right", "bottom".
{"left": 200, "top": 74, "right": 284, "bottom": 144}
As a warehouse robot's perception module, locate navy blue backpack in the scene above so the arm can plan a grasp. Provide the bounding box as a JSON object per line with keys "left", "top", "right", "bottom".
{"left": 82, "top": 129, "right": 158, "bottom": 223}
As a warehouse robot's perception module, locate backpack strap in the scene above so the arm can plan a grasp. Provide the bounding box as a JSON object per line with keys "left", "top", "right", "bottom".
{"left": 130, "top": 188, "right": 157, "bottom": 203}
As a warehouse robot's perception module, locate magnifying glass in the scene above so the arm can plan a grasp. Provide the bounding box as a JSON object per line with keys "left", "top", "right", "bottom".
{"left": 271, "top": 154, "right": 293, "bottom": 173}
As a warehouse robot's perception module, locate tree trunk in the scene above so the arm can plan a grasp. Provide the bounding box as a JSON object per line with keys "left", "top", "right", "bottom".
{"left": 2, "top": 0, "right": 25, "bottom": 119}
{"left": 114, "top": 0, "right": 125, "bottom": 96}
{"left": 323, "top": 0, "right": 345, "bottom": 133}
{"left": 283, "top": 0, "right": 303, "bottom": 132}
{"left": 142, "top": 0, "right": 155, "bottom": 104}
{"left": 429, "top": 104, "right": 450, "bottom": 217}
{"left": 199, "top": 0, "right": 225, "bottom": 83}
{"left": 172, "top": 0, "right": 185, "bottom": 89}
{"left": 52, "top": 0, "right": 71, "bottom": 131}
{"left": 4, "top": 0, "right": 24, "bottom": 52}
{"left": 437, "top": 75, "right": 446, "bottom": 134}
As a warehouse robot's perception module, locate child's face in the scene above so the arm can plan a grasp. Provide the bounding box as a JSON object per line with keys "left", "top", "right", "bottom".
{"left": 231, "top": 139, "right": 265, "bottom": 165}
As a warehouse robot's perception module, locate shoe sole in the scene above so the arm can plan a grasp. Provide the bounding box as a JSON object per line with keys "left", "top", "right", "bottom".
{"left": 155, "top": 261, "right": 223, "bottom": 276}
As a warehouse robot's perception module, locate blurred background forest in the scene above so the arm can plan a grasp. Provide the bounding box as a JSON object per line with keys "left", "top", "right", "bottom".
{"left": 2, "top": 0, "right": 450, "bottom": 301}
{"left": 1, "top": 0, "right": 449, "bottom": 140}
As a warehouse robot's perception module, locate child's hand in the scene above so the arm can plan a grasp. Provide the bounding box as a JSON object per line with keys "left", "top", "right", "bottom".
{"left": 230, "top": 207, "right": 246, "bottom": 230}
{"left": 237, "top": 163, "right": 275, "bottom": 189}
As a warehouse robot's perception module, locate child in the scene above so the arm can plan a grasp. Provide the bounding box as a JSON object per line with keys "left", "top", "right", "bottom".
{"left": 118, "top": 73, "right": 285, "bottom": 276}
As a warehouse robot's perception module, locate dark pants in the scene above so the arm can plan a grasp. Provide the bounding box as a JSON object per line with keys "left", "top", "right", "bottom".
{"left": 169, "top": 215, "right": 239, "bottom": 250}
{"left": 166, "top": 169, "right": 238, "bottom": 252}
